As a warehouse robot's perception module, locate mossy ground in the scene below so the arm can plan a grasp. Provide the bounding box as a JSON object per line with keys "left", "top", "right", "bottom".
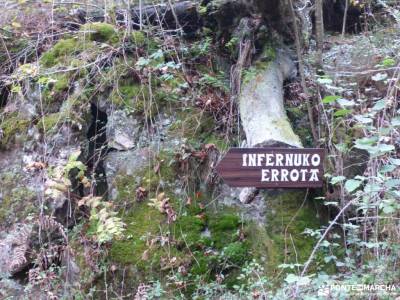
{"left": 80, "top": 22, "right": 119, "bottom": 44}
{"left": 40, "top": 38, "right": 80, "bottom": 67}
{"left": 246, "top": 190, "right": 322, "bottom": 281}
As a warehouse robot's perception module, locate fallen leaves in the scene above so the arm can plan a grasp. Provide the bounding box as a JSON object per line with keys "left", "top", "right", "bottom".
{"left": 135, "top": 187, "right": 148, "bottom": 202}
{"left": 148, "top": 192, "right": 177, "bottom": 223}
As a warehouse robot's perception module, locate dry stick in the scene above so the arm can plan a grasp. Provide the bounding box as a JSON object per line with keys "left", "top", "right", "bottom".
{"left": 301, "top": 199, "right": 354, "bottom": 276}
{"left": 229, "top": 39, "right": 252, "bottom": 138}
{"left": 342, "top": 0, "right": 349, "bottom": 37}
{"left": 288, "top": 0, "right": 318, "bottom": 145}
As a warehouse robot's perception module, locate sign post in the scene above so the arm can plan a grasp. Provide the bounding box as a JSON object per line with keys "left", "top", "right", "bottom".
{"left": 216, "top": 148, "right": 324, "bottom": 188}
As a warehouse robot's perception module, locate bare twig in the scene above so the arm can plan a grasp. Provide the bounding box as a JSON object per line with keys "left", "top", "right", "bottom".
{"left": 342, "top": 0, "right": 349, "bottom": 37}
{"left": 301, "top": 199, "right": 354, "bottom": 276}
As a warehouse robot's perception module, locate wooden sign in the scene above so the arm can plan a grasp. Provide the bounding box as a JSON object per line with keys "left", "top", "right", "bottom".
{"left": 216, "top": 148, "right": 325, "bottom": 188}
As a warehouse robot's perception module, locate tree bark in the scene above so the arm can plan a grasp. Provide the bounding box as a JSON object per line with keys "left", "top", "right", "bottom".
{"left": 238, "top": 51, "right": 302, "bottom": 203}
{"left": 315, "top": 0, "right": 324, "bottom": 68}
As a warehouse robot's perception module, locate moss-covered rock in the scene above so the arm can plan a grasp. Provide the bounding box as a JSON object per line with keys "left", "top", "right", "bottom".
{"left": 0, "top": 172, "right": 37, "bottom": 226}
{"left": 41, "top": 38, "right": 79, "bottom": 67}
{"left": 0, "top": 114, "right": 30, "bottom": 148}
{"left": 35, "top": 112, "right": 66, "bottom": 134}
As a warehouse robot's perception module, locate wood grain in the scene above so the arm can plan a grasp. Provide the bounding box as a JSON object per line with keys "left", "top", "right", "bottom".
{"left": 216, "top": 148, "right": 325, "bottom": 188}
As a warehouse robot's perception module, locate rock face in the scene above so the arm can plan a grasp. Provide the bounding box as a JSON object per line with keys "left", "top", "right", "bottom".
{"left": 0, "top": 224, "right": 32, "bottom": 276}
{"left": 104, "top": 148, "right": 153, "bottom": 200}
{"left": 106, "top": 110, "right": 140, "bottom": 150}
{"left": 239, "top": 51, "right": 301, "bottom": 148}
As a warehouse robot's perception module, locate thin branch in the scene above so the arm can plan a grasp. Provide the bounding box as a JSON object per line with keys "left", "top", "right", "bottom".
{"left": 301, "top": 200, "right": 354, "bottom": 276}
{"left": 342, "top": 0, "right": 349, "bottom": 37}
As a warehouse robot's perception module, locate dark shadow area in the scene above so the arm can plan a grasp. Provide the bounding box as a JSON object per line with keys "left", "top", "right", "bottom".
{"left": 87, "top": 103, "right": 109, "bottom": 197}
{"left": 321, "top": 0, "right": 363, "bottom": 33}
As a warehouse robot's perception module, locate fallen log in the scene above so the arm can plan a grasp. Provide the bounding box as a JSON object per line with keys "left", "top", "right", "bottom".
{"left": 71, "top": 1, "right": 200, "bottom": 34}
{"left": 238, "top": 49, "right": 303, "bottom": 203}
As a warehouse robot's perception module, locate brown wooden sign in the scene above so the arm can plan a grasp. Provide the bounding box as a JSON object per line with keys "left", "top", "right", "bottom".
{"left": 216, "top": 148, "right": 325, "bottom": 188}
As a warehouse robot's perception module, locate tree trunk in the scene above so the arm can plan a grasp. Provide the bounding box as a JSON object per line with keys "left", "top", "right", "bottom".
{"left": 238, "top": 51, "right": 302, "bottom": 203}
{"left": 315, "top": 0, "right": 324, "bottom": 68}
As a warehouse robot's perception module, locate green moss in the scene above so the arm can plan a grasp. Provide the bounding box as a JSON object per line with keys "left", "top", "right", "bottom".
{"left": 133, "top": 151, "right": 176, "bottom": 193}
{"left": 109, "top": 201, "right": 164, "bottom": 267}
{"left": 168, "top": 108, "right": 215, "bottom": 144}
{"left": 247, "top": 190, "right": 321, "bottom": 279}
{"left": 110, "top": 82, "right": 164, "bottom": 116}
{"left": 41, "top": 38, "right": 79, "bottom": 67}
{"left": 260, "top": 44, "right": 276, "bottom": 62}
{"left": 209, "top": 214, "right": 239, "bottom": 231}
{"left": 222, "top": 242, "right": 249, "bottom": 265}
{"left": 270, "top": 117, "right": 302, "bottom": 146}
{"left": 190, "top": 256, "right": 210, "bottom": 276}
{"left": 209, "top": 214, "right": 240, "bottom": 249}
{"left": 204, "top": 134, "right": 230, "bottom": 152}
{"left": 286, "top": 107, "right": 314, "bottom": 147}
{"left": 0, "top": 114, "right": 30, "bottom": 148}
{"left": 131, "top": 31, "right": 146, "bottom": 47}
{"left": 173, "top": 215, "right": 206, "bottom": 248}
{"left": 36, "top": 112, "right": 66, "bottom": 134}
{"left": 242, "top": 44, "right": 276, "bottom": 84}
{"left": 53, "top": 74, "right": 69, "bottom": 92}
{"left": 80, "top": 22, "right": 118, "bottom": 43}
{"left": 0, "top": 173, "right": 36, "bottom": 225}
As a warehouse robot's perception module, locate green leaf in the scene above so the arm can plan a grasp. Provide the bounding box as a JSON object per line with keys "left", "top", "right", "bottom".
{"left": 317, "top": 77, "right": 333, "bottom": 85}
{"left": 354, "top": 115, "right": 373, "bottom": 124}
{"left": 345, "top": 179, "right": 362, "bottom": 193}
{"left": 384, "top": 179, "right": 400, "bottom": 189}
{"left": 371, "top": 72, "right": 388, "bottom": 81}
{"left": 380, "top": 164, "right": 396, "bottom": 173}
{"left": 285, "top": 274, "right": 299, "bottom": 284}
{"left": 389, "top": 158, "right": 400, "bottom": 165}
{"left": 136, "top": 57, "right": 150, "bottom": 67}
{"left": 334, "top": 109, "right": 351, "bottom": 117}
{"left": 331, "top": 176, "right": 346, "bottom": 185}
{"left": 376, "top": 144, "right": 395, "bottom": 154}
{"left": 324, "top": 255, "right": 337, "bottom": 263}
{"left": 334, "top": 143, "right": 349, "bottom": 153}
{"left": 354, "top": 136, "right": 378, "bottom": 151}
{"left": 297, "top": 276, "right": 311, "bottom": 286}
{"left": 372, "top": 100, "right": 386, "bottom": 111}
{"left": 322, "top": 95, "right": 340, "bottom": 104}
{"left": 392, "top": 117, "right": 400, "bottom": 127}
{"left": 11, "top": 84, "right": 22, "bottom": 93}
{"left": 337, "top": 98, "right": 355, "bottom": 107}
{"left": 382, "top": 57, "right": 396, "bottom": 67}
{"left": 364, "top": 183, "right": 381, "bottom": 193}
{"left": 382, "top": 205, "right": 395, "bottom": 214}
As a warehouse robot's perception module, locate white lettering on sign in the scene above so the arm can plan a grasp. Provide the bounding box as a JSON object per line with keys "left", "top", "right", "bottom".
{"left": 242, "top": 152, "right": 322, "bottom": 183}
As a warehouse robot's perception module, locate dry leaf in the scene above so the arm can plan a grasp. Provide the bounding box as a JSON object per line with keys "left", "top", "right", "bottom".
{"left": 142, "top": 249, "right": 149, "bottom": 261}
